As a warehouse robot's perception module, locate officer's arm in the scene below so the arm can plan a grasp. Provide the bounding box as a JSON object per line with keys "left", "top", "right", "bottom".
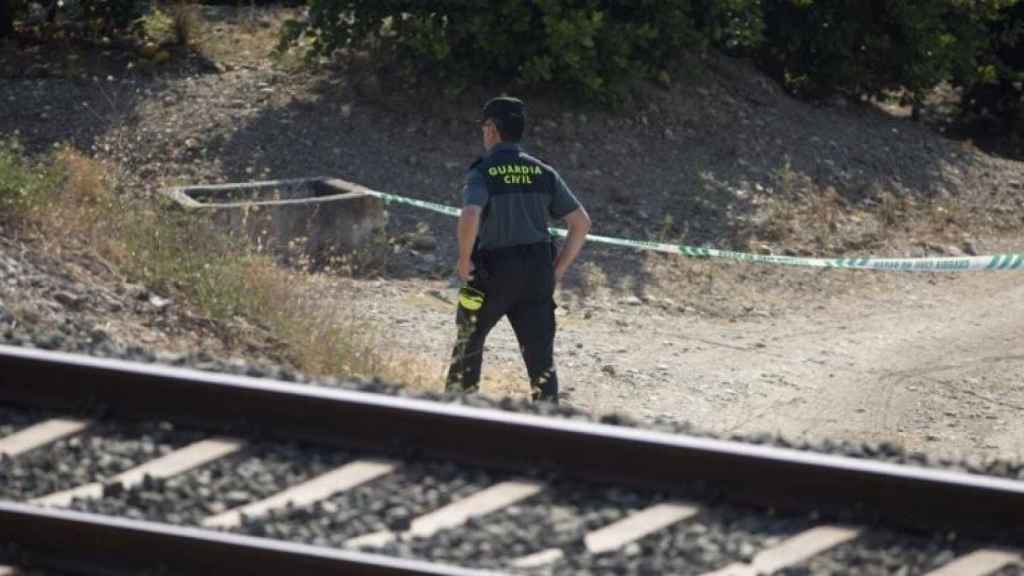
{"left": 554, "top": 206, "right": 592, "bottom": 282}
{"left": 457, "top": 168, "right": 488, "bottom": 281}
{"left": 457, "top": 205, "right": 482, "bottom": 280}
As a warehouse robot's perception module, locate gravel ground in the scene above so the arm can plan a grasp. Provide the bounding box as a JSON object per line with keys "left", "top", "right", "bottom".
{"left": 5, "top": 298, "right": 1024, "bottom": 486}
{"left": 380, "top": 482, "right": 656, "bottom": 569}
{"left": 542, "top": 506, "right": 808, "bottom": 576}
{"left": 780, "top": 531, "right": 978, "bottom": 576}
{"left": 0, "top": 405, "right": 46, "bottom": 438}
{"left": 0, "top": 420, "right": 201, "bottom": 500}
{"left": 68, "top": 441, "right": 350, "bottom": 525}
{"left": 1, "top": 394, "right": 1019, "bottom": 575}
{"left": 4, "top": 299, "right": 1024, "bottom": 487}
{"left": 243, "top": 460, "right": 503, "bottom": 546}
{"left": 4, "top": 229, "right": 1024, "bottom": 486}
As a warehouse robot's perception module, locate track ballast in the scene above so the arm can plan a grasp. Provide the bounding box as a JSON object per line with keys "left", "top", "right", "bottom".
{"left": 0, "top": 345, "right": 1021, "bottom": 575}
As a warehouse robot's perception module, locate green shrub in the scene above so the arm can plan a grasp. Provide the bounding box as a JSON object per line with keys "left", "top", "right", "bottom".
{"left": 7, "top": 0, "right": 141, "bottom": 36}
{"left": 283, "top": 0, "right": 758, "bottom": 103}
{"left": 285, "top": 0, "right": 1012, "bottom": 107}
{"left": 757, "top": 0, "right": 972, "bottom": 102}
{"left": 139, "top": 7, "right": 177, "bottom": 43}
{"left": 82, "top": 0, "right": 141, "bottom": 31}
{"left": 957, "top": 1, "right": 1024, "bottom": 135}
{"left": 695, "top": 0, "right": 764, "bottom": 52}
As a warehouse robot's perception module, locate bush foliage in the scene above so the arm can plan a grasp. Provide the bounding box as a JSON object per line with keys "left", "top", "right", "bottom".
{"left": 3, "top": 0, "right": 147, "bottom": 39}
{"left": 7, "top": 1, "right": 1024, "bottom": 136}
{"left": 283, "top": 0, "right": 1024, "bottom": 129}
{"left": 960, "top": 1, "right": 1024, "bottom": 134}
{"left": 284, "top": 0, "right": 761, "bottom": 101}
{"left": 757, "top": 0, "right": 1014, "bottom": 103}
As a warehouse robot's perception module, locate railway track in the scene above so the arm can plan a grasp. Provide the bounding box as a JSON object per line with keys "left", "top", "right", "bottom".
{"left": 0, "top": 344, "right": 1021, "bottom": 575}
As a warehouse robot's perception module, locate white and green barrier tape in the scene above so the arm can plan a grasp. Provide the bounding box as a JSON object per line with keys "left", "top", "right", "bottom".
{"left": 163, "top": 177, "right": 1023, "bottom": 273}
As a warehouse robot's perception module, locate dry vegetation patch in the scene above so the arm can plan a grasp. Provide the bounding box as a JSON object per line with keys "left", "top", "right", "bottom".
{"left": 739, "top": 157, "right": 996, "bottom": 260}
{"left": 0, "top": 140, "right": 461, "bottom": 387}
{"left": 191, "top": 4, "right": 300, "bottom": 69}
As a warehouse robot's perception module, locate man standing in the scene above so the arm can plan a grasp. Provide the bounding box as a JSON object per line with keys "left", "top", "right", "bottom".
{"left": 446, "top": 96, "right": 591, "bottom": 403}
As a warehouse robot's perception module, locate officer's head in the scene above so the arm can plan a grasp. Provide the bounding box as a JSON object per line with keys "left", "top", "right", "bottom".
{"left": 481, "top": 96, "right": 526, "bottom": 148}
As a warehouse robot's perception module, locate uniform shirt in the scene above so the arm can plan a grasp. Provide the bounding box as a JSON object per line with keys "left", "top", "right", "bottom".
{"left": 463, "top": 142, "right": 581, "bottom": 251}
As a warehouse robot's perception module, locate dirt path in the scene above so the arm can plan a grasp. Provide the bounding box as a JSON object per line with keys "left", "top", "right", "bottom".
{"left": 660, "top": 271, "right": 1024, "bottom": 461}
{"left": 339, "top": 268, "right": 1024, "bottom": 462}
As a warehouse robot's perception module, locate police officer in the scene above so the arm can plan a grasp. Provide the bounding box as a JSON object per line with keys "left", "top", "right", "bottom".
{"left": 446, "top": 96, "right": 592, "bottom": 403}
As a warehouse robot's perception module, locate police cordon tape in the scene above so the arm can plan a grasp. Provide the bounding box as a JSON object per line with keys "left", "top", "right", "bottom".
{"left": 163, "top": 177, "right": 1024, "bottom": 273}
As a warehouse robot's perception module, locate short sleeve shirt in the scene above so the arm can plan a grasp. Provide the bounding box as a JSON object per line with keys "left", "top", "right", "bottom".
{"left": 462, "top": 143, "right": 581, "bottom": 251}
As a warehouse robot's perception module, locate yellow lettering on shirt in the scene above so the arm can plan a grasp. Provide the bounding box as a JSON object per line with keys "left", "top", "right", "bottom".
{"left": 492, "top": 164, "right": 540, "bottom": 185}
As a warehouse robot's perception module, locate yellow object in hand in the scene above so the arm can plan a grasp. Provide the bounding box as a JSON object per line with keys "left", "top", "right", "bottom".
{"left": 458, "top": 286, "right": 485, "bottom": 311}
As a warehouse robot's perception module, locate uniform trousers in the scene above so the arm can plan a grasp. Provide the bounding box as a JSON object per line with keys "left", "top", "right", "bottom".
{"left": 446, "top": 241, "right": 559, "bottom": 402}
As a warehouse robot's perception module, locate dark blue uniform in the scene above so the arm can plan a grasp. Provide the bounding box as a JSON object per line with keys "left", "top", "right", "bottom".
{"left": 446, "top": 142, "right": 581, "bottom": 402}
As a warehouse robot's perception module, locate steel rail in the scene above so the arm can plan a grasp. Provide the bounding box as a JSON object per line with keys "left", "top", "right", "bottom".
{"left": 0, "top": 501, "right": 501, "bottom": 576}
{"left": 1, "top": 344, "right": 1022, "bottom": 540}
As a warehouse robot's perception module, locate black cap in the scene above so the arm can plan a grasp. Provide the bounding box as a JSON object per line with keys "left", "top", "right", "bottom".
{"left": 482, "top": 96, "right": 526, "bottom": 140}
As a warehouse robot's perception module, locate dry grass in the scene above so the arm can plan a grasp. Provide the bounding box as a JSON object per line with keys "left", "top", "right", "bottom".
{"left": 755, "top": 161, "right": 847, "bottom": 250}
{"left": 877, "top": 190, "right": 912, "bottom": 229}
{"left": 0, "top": 140, "right": 62, "bottom": 222}
{"left": 925, "top": 197, "right": 966, "bottom": 233}
{"left": 41, "top": 149, "right": 118, "bottom": 240}
{"left": 750, "top": 160, "right": 978, "bottom": 255}
{"left": 139, "top": 2, "right": 200, "bottom": 48}
{"left": 191, "top": 5, "right": 300, "bottom": 68}
{"left": 0, "top": 143, "right": 450, "bottom": 387}
{"left": 747, "top": 159, "right": 991, "bottom": 260}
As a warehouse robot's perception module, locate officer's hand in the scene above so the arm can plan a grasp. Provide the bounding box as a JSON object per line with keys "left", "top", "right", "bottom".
{"left": 457, "top": 258, "right": 475, "bottom": 282}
